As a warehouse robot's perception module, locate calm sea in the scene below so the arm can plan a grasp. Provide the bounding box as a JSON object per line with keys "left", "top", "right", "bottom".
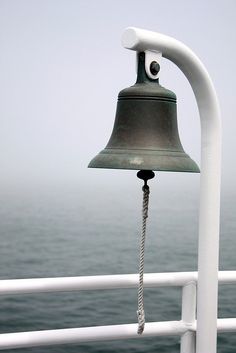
{"left": 0, "top": 181, "right": 235, "bottom": 353}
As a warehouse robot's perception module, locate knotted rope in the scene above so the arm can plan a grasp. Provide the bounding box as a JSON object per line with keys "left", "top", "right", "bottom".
{"left": 137, "top": 183, "right": 150, "bottom": 334}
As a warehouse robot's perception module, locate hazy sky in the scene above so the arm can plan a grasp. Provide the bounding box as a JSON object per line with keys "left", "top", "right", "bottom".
{"left": 0, "top": 0, "right": 235, "bottom": 192}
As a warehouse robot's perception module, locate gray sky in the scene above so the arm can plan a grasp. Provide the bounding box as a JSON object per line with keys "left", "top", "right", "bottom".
{"left": 0, "top": 0, "right": 235, "bottom": 192}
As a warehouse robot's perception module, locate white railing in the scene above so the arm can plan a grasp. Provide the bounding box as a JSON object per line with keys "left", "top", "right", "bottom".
{"left": 0, "top": 271, "right": 235, "bottom": 352}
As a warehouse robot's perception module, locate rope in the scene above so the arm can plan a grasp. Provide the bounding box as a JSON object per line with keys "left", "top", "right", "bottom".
{"left": 137, "top": 183, "right": 150, "bottom": 334}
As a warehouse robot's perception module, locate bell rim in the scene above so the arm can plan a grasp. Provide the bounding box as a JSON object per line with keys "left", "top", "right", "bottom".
{"left": 88, "top": 148, "right": 200, "bottom": 173}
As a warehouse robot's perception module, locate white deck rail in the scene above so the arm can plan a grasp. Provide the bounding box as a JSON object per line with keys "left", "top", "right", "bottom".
{"left": 0, "top": 271, "right": 235, "bottom": 351}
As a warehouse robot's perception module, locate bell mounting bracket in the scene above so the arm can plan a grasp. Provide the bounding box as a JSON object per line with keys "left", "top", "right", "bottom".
{"left": 136, "top": 50, "right": 162, "bottom": 80}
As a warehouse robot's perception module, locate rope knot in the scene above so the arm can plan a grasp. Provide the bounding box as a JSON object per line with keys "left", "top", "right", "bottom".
{"left": 142, "top": 184, "right": 150, "bottom": 194}
{"left": 137, "top": 309, "right": 145, "bottom": 334}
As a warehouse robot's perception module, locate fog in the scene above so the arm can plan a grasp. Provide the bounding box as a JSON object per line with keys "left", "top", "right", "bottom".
{"left": 0, "top": 0, "right": 235, "bottom": 195}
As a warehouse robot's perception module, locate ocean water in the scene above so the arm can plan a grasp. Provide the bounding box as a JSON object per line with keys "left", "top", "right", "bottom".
{"left": 0, "top": 181, "right": 235, "bottom": 353}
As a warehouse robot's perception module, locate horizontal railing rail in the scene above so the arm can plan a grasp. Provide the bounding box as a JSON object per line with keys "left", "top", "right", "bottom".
{"left": 0, "top": 321, "right": 187, "bottom": 350}
{"left": 0, "top": 319, "right": 236, "bottom": 350}
{"left": 0, "top": 271, "right": 235, "bottom": 295}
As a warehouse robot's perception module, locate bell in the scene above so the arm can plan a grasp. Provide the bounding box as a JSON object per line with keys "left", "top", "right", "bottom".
{"left": 88, "top": 52, "right": 199, "bottom": 173}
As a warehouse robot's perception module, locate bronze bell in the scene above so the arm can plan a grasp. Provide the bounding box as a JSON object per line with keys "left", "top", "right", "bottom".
{"left": 88, "top": 52, "right": 199, "bottom": 173}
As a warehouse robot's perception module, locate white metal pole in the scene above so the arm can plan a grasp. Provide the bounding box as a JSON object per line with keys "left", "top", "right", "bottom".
{"left": 122, "top": 27, "right": 221, "bottom": 353}
{"left": 180, "top": 282, "right": 196, "bottom": 353}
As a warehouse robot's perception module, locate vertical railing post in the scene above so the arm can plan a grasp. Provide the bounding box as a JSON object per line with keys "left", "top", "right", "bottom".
{"left": 122, "top": 27, "right": 221, "bottom": 353}
{"left": 180, "top": 281, "right": 196, "bottom": 353}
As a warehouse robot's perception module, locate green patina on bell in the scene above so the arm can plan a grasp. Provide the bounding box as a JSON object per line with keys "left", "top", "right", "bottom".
{"left": 88, "top": 52, "right": 199, "bottom": 173}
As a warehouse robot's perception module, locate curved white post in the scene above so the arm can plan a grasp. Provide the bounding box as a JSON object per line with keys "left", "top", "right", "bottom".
{"left": 122, "top": 27, "right": 221, "bottom": 353}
